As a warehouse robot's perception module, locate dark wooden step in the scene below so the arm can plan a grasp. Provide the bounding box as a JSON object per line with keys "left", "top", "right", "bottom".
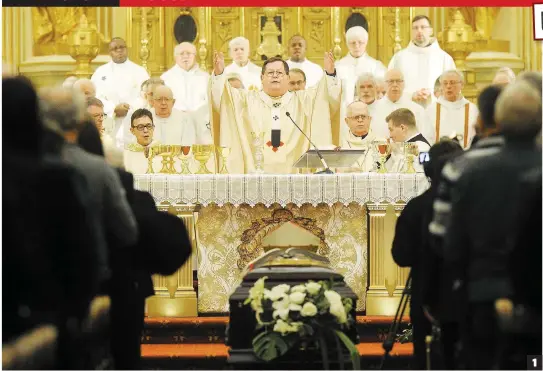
{"left": 142, "top": 316, "right": 410, "bottom": 345}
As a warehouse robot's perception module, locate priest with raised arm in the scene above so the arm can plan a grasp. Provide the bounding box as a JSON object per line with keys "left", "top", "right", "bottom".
{"left": 388, "top": 15, "right": 455, "bottom": 107}
{"left": 91, "top": 37, "right": 150, "bottom": 139}
{"left": 211, "top": 51, "right": 341, "bottom": 174}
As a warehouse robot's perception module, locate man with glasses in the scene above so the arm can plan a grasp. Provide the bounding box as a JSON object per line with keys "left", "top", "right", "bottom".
{"left": 335, "top": 101, "right": 384, "bottom": 172}
{"left": 336, "top": 26, "right": 386, "bottom": 142}
{"left": 152, "top": 85, "right": 205, "bottom": 146}
{"left": 91, "top": 37, "right": 150, "bottom": 140}
{"left": 211, "top": 51, "right": 341, "bottom": 174}
{"left": 423, "top": 70, "right": 479, "bottom": 147}
{"left": 123, "top": 108, "right": 162, "bottom": 175}
{"left": 371, "top": 69, "right": 426, "bottom": 138}
{"left": 388, "top": 15, "right": 456, "bottom": 108}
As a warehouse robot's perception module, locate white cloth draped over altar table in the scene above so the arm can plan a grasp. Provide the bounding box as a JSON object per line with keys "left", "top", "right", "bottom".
{"left": 133, "top": 173, "right": 429, "bottom": 207}
{"left": 134, "top": 173, "right": 428, "bottom": 313}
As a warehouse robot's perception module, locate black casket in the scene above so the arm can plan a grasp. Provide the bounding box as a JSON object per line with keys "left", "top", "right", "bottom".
{"left": 226, "top": 248, "right": 359, "bottom": 369}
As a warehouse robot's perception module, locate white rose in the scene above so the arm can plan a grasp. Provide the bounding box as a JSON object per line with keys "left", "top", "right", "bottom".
{"left": 289, "top": 292, "right": 306, "bottom": 305}
{"left": 291, "top": 285, "right": 307, "bottom": 293}
{"left": 324, "top": 290, "right": 342, "bottom": 306}
{"left": 301, "top": 302, "right": 318, "bottom": 317}
{"left": 271, "top": 284, "right": 290, "bottom": 296}
{"left": 272, "top": 295, "right": 290, "bottom": 310}
{"left": 273, "top": 308, "right": 290, "bottom": 321}
{"left": 329, "top": 302, "right": 347, "bottom": 324}
{"left": 264, "top": 289, "right": 284, "bottom": 302}
{"left": 289, "top": 303, "right": 302, "bottom": 312}
{"left": 273, "top": 319, "right": 291, "bottom": 334}
{"left": 305, "top": 282, "right": 322, "bottom": 296}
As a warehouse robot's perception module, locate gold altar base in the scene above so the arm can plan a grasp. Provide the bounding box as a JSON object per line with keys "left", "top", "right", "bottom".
{"left": 146, "top": 294, "right": 197, "bottom": 317}
{"left": 145, "top": 203, "right": 200, "bottom": 317}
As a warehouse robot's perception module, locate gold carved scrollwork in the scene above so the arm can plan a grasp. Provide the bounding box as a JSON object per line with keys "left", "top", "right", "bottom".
{"left": 237, "top": 208, "right": 329, "bottom": 270}
{"left": 256, "top": 8, "right": 284, "bottom": 59}
{"left": 217, "top": 8, "right": 233, "bottom": 14}
{"left": 33, "top": 7, "right": 84, "bottom": 55}
{"left": 217, "top": 21, "right": 234, "bottom": 55}
{"left": 310, "top": 21, "right": 325, "bottom": 53}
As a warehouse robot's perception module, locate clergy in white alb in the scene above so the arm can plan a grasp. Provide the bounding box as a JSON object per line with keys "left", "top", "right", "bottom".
{"left": 385, "top": 108, "right": 430, "bottom": 173}
{"left": 91, "top": 37, "right": 150, "bottom": 138}
{"left": 210, "top": 52, "right": 341, "bottom": 174}
{"left": 286, "top": 35, "right": 324, "bottom": 89}
{"left": 336, "top": 26, "right": 386, "bottom": 142}
{"left": 223, "top": 37, "right": 262, "bottom": 91}
{"left": 288, "top": 68, "right": 307, "bottom": 92}
{"left": 335, "top": 101, "right": 385, "bottom": 172}
{"left": 354, "top": 73, "right": 379, "bottom": 116}
{"left": 74, "top": 78, "right": 116, "bottom": 136}
{"left": 492, "top": 67, "right": 516, "bottom": 86}
{"left": 116, "top": 78, "right": 166, "bottom": 149}
{"left": 388, "top": 16, "right": 455, "bottom": 107}
{"left": 161, "top": 42, "right": 210, "bottom": 141}
{"left": 422, "top": 70, "right": 479, "bottom": 148}
{"left": 371, "top": 69, "right": 426, "bottom": 138}
{"left": 123, "top": 109, "right": 163, "bottom": 175}
{"left": 152, "top": 86, "right": 197, "bottom": 146}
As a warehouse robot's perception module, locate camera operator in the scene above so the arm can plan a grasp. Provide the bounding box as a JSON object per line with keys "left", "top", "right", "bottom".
{"left": 391, "top": 139, "right": 463, "bottom": 370}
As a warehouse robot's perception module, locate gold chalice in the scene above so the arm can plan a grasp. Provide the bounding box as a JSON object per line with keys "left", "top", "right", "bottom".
{"left": 146, "top": 145, "right": 158, "bottom": 174}
{"left": 167, "top": 145, "right": 182, "bottom": 174}
{"left": 217, "top": 146, "right": 232, "bottom": 174}
{"left": 374, "top": 141, "right": 392, "bottom": 174}
{"left": 403, "top": 142, "right": 419, "bottom": 174}
{"left": 177, "top": 146, "right": 192, "bottom": 175}
{"left": 156, "top": 145, "right": 172, "bottom": 174}
{"left": 192, "top": 144, "right": 214, "bottom": 174}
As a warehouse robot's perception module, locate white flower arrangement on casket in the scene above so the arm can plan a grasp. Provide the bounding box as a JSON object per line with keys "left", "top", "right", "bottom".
{"left": 244, "top": 276, "right": 360, "bottom": 370}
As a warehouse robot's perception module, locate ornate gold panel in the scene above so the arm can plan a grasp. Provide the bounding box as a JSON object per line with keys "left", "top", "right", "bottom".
{"left": 128, "top": 7, "right": 167, "bottom": 76}
{"left": 302, "top": 8, "right": 331, "bottom": 66}
{"left": 208, "top": 7, "right": 241, "bottom": 67}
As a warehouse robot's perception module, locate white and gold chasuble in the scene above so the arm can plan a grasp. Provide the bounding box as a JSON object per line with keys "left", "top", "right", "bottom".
{"left": 211, "top": 72, "right": 341, "bottom": 174}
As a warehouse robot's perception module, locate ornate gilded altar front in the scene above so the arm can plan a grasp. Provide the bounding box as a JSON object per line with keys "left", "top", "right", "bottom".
{"left": 135, "top": 173, "right": 429, "bottom": 316}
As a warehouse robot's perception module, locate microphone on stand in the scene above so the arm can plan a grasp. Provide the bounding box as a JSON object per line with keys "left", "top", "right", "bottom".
{"left": 285, "top": 111, "right": 334, "bottom": 174}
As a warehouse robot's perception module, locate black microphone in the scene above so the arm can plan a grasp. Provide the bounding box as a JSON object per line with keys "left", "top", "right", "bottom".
{"left": 285, "top": 111, "right": 334, "bottom": 174}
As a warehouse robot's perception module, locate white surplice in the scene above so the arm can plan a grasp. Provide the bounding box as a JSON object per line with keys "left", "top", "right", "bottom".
{"left": 91, "top": 59, "right": 150, "bottom": 138}
{"left": 422, "top": 96, "right": 479, "bottom": 148}
{"left": 335, "top": 53, "right": 387, "bottom": 142}
{"left": 153, "top": 108, "right": 197, "bottom": 146}
{"left": 286, "top": 59, "right": 324, "bottom": 89}
{"left": 388, "top": 40, "right": 456, "bottom": 97}
{"left": 223, "top": 61, "right": 262, "bottom": 91}
{"left": 370, "top": 94, "right": 427, "bottom": 138}
{"left": 338, "top": 129, "right": 384, "bottom": 173}
{"left": 161, "top": 64, "right": 210, "bottom": 112}
{"left": 211, "top": 72, "right": 341, "bottom": 174}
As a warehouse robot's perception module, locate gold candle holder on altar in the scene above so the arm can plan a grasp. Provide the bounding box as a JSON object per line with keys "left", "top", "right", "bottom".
{"left": 374, "top": 141, "right": 391, "bottom": 174}
{"left": 251, "top": 131, "right": 265, "bottom": 174}
{"left": 192, "top": 144, "right": 214, "bottom": 174}
{"left": 147, "top": 145, "right": 181, "bottom": 174}
{"left": 217, "top": 146, "right": 231, "bottom": 174}
{"left": 403, "top": 143, "right": 419, "bottom": 174}
{"left": 178, "top": 146, "right": 192, "bottom": 175}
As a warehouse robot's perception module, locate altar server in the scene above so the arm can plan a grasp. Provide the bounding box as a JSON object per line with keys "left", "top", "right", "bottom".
{"left": 386, "top": 108, "right": 430, "bottom": 173}
{"left": 211, "top": 52, "right": 341, "bottom": 174}
{"left": 116, "top": 78, "right": 166, "bottom": 149}
{"left": 286, "top": 35, "right": 324, "bottom": 89}
{"left": 388, "top": 15, "right": 456, "bottom": 107}
{"left": 91, "top": 37, "right": 150, "bottom": 138}
{"left": 336, "top": 26, "right": 386, "bottom": 141}
{"left": 336, "top": 101, "right": 385, "bottom": 172}
{"left": 223, "top": 37, "right": 262, "bottom": 91}
{"left": 422, "top": 70, "right": 479, "bottom": 148}
{"left": 370, "top": 69, "right": 426, "bottom": 138}
{"left": 123, "top": 109, "right": 161, "bottom": 175}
